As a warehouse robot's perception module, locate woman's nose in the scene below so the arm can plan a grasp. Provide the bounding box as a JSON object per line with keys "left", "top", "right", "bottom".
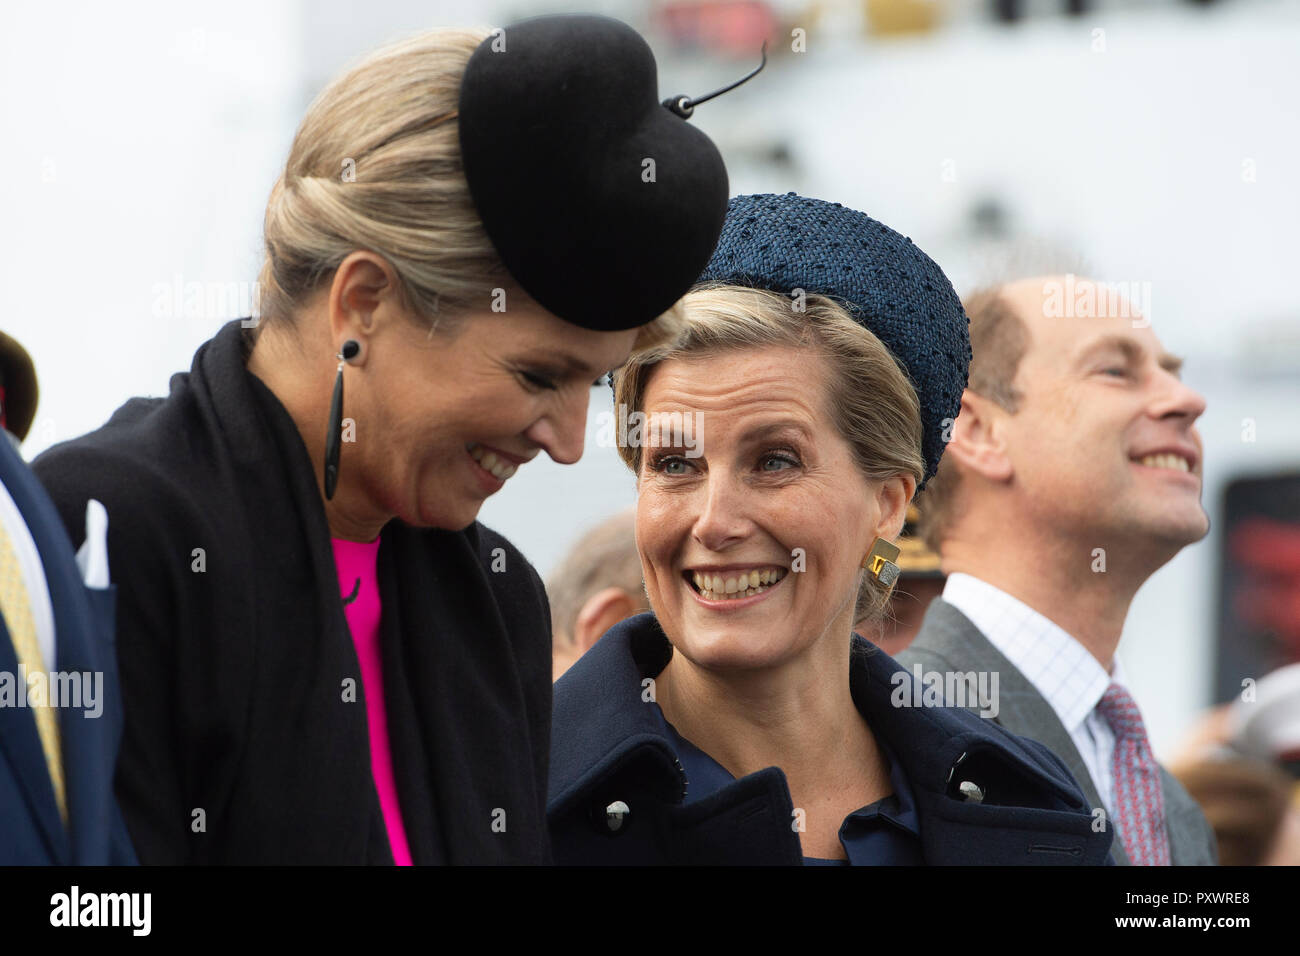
{"left": 691, "top": 474, "right": 751, "bottom": 552}
{"left": 523, "top": 395, "right": 588, "bottom": 465}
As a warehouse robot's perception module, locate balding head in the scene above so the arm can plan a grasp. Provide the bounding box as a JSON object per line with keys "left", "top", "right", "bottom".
{"left": 920, "top": 274, "right": 1208, "bottom": 569}
{"left": 548, "top": 508, "right": 649, "bottom": 680}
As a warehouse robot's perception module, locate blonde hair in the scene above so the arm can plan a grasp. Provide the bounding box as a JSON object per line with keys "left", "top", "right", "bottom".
{"left": 256, "top": 26, "right": 680, "bottom": 348}
{"left": 612, "top": 284, "right": 924, "bottom": 622}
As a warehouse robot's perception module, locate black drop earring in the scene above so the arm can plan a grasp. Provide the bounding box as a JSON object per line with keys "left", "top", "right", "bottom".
{"left": 324, "top": 339, "right": 360, "bottom": 500}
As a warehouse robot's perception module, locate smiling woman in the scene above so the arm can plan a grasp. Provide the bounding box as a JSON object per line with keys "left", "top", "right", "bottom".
{"left": 30, "top": 16, "right": 733, "bottom": 865}
{"left": 548, "top": 193, "right": 1116, "bottom": 866}
{"left": 614, "top": 285, "right": 925, "bottom": 625}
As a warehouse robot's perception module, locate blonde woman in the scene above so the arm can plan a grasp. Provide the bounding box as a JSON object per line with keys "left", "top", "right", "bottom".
{"left": 548, "top": 193, "right": 1113, "bottom": 865}
{"left": 32, "top": 16, "right": 732, "bottom": 864}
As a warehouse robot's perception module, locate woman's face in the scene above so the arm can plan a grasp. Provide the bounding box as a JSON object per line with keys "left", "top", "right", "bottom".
{"left": 351, "top": 297, "right": 638, "bottom": 531}
{"left": 636, "top": 344, "right": 907, "bottom": 673}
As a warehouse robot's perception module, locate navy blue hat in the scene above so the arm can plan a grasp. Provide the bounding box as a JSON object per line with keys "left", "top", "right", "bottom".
{"left": 697, "top": 193, "right": 971, "bottom": 485}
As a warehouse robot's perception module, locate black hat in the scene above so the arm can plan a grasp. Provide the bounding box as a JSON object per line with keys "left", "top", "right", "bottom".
{"left": 697, "top": 193, "right": 971, "bottom": 485}
{"left": 458, "top": 15, "right": 731, "bottom": 332}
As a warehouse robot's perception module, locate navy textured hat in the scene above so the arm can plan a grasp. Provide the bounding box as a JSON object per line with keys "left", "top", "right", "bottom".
{"left": 458, "top": 15, "right": 731, "bottom": 332}
{"left": 698, "top": 193, "right": 971, "bottom": 485}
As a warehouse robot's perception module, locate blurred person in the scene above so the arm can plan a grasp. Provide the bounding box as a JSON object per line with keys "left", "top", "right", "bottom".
{"left": 31, "top": 17, "right": 735, "bottom": 864}
{"left": 1227, "top": 662, "right": 1300, "bottom": 777}
{"left": 1164, "top": 664, "right": 1298, "bottom": 771}
{"left": 1171, "top": 758, "right": 1300, "bottom": 866}
{"left": 900, "top": 277, "right": 1217, "bottom": 865}
{"left": 0, "top": 331, "right": 135, "bottom": 864}
{"left": 855, "top": 502, "right": 945, "bottom": 656}
{"left": 1179, "top": 663, "right": 1300, "bottom": 864}
{"left": 548, "top": 509, "right": 648, "bottom": 681}
{"left": 548, "top": 195, "right": 1112, "bottom": 865}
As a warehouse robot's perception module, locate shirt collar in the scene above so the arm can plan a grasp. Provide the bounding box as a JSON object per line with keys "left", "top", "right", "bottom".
{"left": 942, "top": 573, "right": 1117, "bottom": 733}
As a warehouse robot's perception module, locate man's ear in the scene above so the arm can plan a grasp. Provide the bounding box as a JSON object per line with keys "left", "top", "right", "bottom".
{"left": 943, "top": 389, "right": 1014, "bottom": 483}
{"left": 873, "top": 473, "right": 917, "bottom": 541}
{"left": 573, "top": 587, "right": 643, "bottom": 654}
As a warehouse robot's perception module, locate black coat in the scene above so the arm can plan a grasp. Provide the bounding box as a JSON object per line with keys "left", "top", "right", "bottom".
{"left": 549, "top": 613, "right": 1114, "bottom": 865}
{"left": 33, "top": 320, "right": 553, "bottom": 864}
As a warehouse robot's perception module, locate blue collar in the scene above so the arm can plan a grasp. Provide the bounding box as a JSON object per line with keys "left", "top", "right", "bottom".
{"left": 551, "top": 612, "right": 1094, "bottom": 819}
{"left": 657, "top": 703, "right": 923, "bottom": 864}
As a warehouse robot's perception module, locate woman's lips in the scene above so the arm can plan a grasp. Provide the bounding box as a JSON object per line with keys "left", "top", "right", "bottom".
{"left": 467, "top": 441, "right": 520, "bottom": 480}
{"left": 683, "top": 567, "right": 788, "bottom": 611}
{"left": 466, "top": 444, "right": 505, "bottom": 493}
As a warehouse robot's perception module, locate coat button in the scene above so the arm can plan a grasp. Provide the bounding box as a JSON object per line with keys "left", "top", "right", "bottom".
{"left": 604, "top": 800, "right": 631, "bottom": 833}
{"left": 957, "top": 780, "right": 985, "bottom": 804}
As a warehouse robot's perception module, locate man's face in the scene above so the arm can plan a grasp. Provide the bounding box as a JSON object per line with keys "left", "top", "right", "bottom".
{"left": 997, "top": 277, "right": 1209, "bottom": 555}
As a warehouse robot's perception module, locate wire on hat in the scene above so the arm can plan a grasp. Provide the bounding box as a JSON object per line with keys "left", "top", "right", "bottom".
{"left": 663, "top": 42, "right": 767, "bottom": 119}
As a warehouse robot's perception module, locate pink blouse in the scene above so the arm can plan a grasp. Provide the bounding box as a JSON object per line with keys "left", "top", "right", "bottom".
{"left": 331, "top": 535, "right": 412, "bottom": 865}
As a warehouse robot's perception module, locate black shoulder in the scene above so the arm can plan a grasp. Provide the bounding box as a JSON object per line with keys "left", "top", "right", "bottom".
{"left": 33, "top": 416, "right": 213, "bottom": 558}
{"left": 470, "top": 521, "right": 550, "bottom": 624}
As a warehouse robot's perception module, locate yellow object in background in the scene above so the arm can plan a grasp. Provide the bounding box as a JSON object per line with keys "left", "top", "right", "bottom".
{"left": 865, "top": 0, "right": 942, "bottom": 37}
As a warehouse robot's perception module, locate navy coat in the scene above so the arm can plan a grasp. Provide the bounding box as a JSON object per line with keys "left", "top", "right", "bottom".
{"left": 549, "top": 613, "right": 1114, "bottom": 865}
{"left": 0, "top": 432, "right": 135, "bottom": 864}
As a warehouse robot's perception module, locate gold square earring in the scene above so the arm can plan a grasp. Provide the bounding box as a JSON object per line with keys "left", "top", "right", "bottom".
{"left": 862, "top": 537, "right": 901, "bottom": 588}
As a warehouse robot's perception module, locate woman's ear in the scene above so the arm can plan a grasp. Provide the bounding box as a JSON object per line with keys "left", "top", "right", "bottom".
{"left": 328, "top": 251, "right": 401, "bottom": 355}
{"left": 873, "top": 472, "right": 917, "bottom": 541}
{"left": 943, "top": 389, "right": 1014, "bottom": 483}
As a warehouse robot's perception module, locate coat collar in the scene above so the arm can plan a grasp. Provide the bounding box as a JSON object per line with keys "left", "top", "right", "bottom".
{"left": 551, "top": 612, "right": 1111, "bottom": 863}
{"left": 549, "top": 613, "right": 685, "bottom": 819}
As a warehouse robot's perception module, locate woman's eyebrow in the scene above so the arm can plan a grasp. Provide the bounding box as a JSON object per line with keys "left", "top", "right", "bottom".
{"left": 525, "top": 350, "right": 599, "bottom": 377}
{"left": 737, "top": 419, "right": 812, "bottom": 444}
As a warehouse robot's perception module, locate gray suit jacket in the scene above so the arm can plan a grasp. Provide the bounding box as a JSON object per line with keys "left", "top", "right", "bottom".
{"left": 897, "top": 598, "right": 1218, "bottom": 865}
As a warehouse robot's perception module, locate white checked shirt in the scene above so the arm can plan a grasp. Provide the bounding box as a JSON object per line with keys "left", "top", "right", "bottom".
{"left": 942, "top": 572, "right": 1128, "bottom": 816}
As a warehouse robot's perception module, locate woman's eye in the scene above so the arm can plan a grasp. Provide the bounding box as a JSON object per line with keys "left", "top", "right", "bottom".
{"left": 650, "top": 454, "right": 691, "bottom": 476}
{"left": 760, "top": 453, "right": 799, "bottom": 472}
{"left": 521, "top": 371, "right": 558, "bottom": 391}
{"left": 1099, "top": 367, "right": 1128, "bottom": 378}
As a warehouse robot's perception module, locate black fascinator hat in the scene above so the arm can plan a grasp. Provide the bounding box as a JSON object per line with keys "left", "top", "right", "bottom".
{"left": 458, "top": 15, "right": 740, "bottom": 332}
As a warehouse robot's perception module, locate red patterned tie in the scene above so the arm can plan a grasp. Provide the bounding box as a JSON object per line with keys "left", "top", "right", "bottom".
{"left": 1097, "top": 683, "right": 1170, "bottom": 865}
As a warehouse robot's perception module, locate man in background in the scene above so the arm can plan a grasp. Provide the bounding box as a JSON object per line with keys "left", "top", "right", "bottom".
{"left": 549, "top": 509, "right": 649, "bottom": 681}
{"left": 0, "top": 330, "right": 135, "bottom": 864}
{"left": 899, "top": 276, "right": 1217, "bottom": 865}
